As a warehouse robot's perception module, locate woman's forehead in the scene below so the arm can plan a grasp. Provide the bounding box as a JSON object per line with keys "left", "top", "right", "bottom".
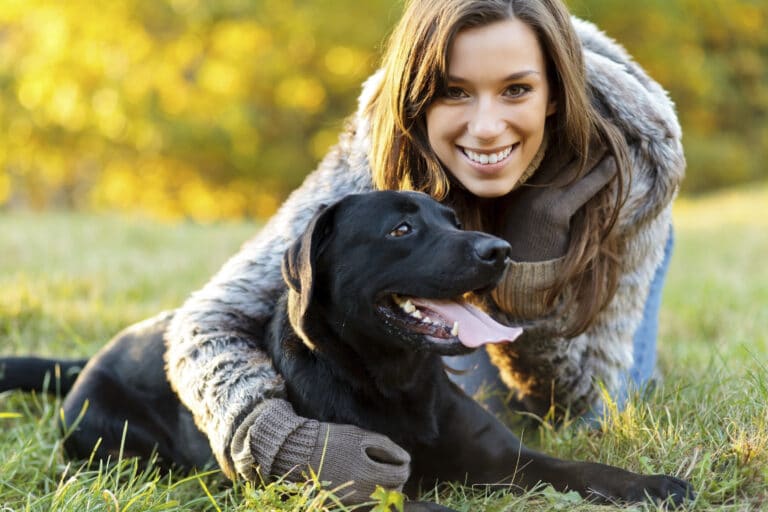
{"left": 447, "top": 18, "right": 548, "bottom": 80}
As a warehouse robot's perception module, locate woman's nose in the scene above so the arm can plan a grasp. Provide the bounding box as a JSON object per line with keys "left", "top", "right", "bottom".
{"left": 467, "top": 98, "right": 505, "bottom": 141}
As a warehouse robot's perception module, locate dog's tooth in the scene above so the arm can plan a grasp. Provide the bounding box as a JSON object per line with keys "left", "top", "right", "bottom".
{"left": 403, "top": 300, "right": 416, "bottom": 313}
{"left": 423, "top": 316, "right": 432, "bottom": 324}
{"left": 451, "top": 321, "right": 459, "bottom": 337}
{"left": 411, "top": 309, "right": 423, "bottom": 319}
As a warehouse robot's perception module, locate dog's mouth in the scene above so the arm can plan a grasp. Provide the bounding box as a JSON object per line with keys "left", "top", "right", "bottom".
{"left": 376, "top": 294, "right": 523, "bottom": 353}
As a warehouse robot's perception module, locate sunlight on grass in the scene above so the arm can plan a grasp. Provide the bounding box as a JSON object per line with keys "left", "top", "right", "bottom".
{"left": 673, "top": 182, "right": 768, "bottom": 229}
{"left": 663, "top": 183, "right": 768, "bottom": 372}
{"left": 1, "top": 183, "right": 767, "bottom": 510}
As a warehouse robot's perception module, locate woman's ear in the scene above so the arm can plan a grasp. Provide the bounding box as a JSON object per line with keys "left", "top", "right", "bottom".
{"left": 546, "top": 99, "right": 557, "bottom": 116}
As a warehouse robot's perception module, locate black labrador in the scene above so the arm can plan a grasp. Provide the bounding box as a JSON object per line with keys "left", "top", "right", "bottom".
{"left": 0, "top": 191, "right": 693, "bottom": 509}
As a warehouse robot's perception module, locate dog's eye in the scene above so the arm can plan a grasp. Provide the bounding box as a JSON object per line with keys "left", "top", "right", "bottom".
{"left": 389, "top": 222, "right": 412, "bottom": 237}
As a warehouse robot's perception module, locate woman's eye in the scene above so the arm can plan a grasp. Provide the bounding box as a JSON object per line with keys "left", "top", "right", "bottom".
{"left": 389, "top": 222, "right": 412, "bottom": 237}
{"left": 504, "top": 84, "right": 531, "bottom": 98}
{"left": 444, "top": 87, "right": 468, "bottom": 99}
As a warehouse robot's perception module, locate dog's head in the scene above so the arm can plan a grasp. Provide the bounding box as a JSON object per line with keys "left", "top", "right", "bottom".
{"left": 281, "top": 191, "right": 522, "bottom": 358}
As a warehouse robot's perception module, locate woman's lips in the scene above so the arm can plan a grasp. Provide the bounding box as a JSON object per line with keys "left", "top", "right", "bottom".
{"left": 459, "top": 143, "right": 519, "bottom": 174}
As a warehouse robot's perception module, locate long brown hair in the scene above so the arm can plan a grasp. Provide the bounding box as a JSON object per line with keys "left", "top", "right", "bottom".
{"left": 366, "top": 0, "right": 628, "bottom": 337}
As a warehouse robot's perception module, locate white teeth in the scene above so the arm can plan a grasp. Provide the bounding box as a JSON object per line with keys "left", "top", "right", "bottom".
{"left": 394, "top": 295, "right": 420, "bottom": 317}
{"left": 464, "top": 146, "right": 513, "bottom": 165}
{"left": 393, "top": 294, "right": 456, "bottom": 333}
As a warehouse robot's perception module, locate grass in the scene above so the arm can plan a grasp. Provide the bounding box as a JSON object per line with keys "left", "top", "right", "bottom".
{"left": 1, "top": 183, "right": 767, "bottom": 511}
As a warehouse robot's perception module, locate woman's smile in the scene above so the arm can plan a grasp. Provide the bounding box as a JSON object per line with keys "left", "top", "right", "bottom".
{"left": 458, "top": 143, "right": 520, "bottom": 174}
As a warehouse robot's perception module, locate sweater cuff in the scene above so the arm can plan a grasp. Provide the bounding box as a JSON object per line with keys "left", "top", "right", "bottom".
{"left": 230, "top": 399, "right": 318, "bottom": 482}
{"left": 271, "top": 417, "right": 320, "bottom": 477}
{"left": 492, "top": 257, "right": 564, "bottom": 319}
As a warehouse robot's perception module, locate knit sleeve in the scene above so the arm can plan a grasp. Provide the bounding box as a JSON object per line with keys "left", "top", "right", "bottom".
{"left": 489, "top": 204, "right": 673, "bottom": 415}
{"left": 164, "top": 136, "right": 374, "bottom": 479}
{"left": 490, "top": 257, "right": 563, "bottom": 320}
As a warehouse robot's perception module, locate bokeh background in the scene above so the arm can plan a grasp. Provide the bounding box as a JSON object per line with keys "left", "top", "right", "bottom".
{"left": 0, "top": 0, "right": 765, "bottom": 222}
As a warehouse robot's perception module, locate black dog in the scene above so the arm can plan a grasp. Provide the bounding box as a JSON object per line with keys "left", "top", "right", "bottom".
{"left": 0, "top": 191, "right": 693, "bottom": 509}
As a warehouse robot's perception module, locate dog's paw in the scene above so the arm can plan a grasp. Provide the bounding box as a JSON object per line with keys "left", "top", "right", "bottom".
{"left": 588, "top": 473, "right": 695, "bottom": 507}
{"left": 402, "top": 501, "right": 457, "bottom": 512}
{"left": 636, "top": 474, "right": 696, "bottom": 507}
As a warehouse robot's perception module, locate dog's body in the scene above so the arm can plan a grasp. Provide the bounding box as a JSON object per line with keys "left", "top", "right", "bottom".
{"left": 49, "top": 312, "right": 214, "bottom": 470}
{"left": 1, "top": 191, "right": 692, "bottom": 508}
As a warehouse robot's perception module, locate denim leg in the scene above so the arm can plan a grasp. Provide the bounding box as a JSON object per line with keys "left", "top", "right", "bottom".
{"left": 443, "top": 348, "right": 509, "bottom": 415}
{"left": 616, "top": 227, "right": 675, "bottom": 408}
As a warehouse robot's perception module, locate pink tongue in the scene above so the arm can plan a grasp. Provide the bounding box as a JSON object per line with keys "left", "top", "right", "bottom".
{"left": 410, "top": 298, "right": 523, "bottom": 348}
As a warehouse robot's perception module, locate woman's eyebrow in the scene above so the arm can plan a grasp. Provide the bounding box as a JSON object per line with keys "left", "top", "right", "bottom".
{"left": 447, "top": 70, "right": 541, "bottom": 82}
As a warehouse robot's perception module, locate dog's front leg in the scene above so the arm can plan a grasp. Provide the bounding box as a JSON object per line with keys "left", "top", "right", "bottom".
{"left": 410, "top": 387, "right": 693, "bottom": 506}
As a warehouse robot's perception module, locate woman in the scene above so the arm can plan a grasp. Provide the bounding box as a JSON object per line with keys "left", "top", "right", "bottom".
{"left": 164, "top": 0, "right": 684, "bottom": 502}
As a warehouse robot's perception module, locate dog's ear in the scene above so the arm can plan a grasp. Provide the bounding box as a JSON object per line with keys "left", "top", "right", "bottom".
{"left": 281, "top": 202, "right": 338, "bottom": 315}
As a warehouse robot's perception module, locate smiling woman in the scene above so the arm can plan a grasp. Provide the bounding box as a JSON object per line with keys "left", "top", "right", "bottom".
{"left": 160, "top": 0, "right": 688, "bottom": 505}
{"left": 426, "top": 18, "right": 556, "bottom": 198}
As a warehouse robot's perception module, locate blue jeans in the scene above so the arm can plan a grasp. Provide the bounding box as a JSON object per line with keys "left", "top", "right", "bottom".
{"left": 443, "top": 228, "right": 675, "bottom": 415}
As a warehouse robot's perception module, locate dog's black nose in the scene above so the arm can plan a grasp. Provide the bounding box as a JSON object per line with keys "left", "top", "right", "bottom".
{"left": 474, "top": 237, "right": 511, "bottom": 264}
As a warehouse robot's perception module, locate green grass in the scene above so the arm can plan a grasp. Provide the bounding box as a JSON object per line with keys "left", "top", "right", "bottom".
{"left": 1, "top": 185, "right": 767, "bottom": 511}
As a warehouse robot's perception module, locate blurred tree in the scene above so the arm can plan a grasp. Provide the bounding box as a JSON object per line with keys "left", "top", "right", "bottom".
{"left": 0, "top": 0, "right": 398, "bottom": 220}
{"left": 0, "top": 0, "right": 764, "bottom": 219}
{"left": 568, "top": 0, "right": 768, "bottom": 194}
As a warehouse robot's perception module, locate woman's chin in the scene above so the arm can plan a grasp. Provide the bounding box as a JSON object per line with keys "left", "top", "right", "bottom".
{"left": 458, "top": 178, "right": 520, "bottom": 198}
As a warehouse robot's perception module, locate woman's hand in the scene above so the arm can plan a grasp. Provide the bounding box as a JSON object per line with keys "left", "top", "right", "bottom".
{"left": 239, "top": 399, "right": 411, "bottom": 505}
{"left": 499, "top": 144, "right": 617, "bottom": 262}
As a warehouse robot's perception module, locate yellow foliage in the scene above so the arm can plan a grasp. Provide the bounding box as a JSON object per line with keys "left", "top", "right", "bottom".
{"left": 0, "top": 0, "right": 763, "bottom": 219}
{"left": 7, "top": 119, "right": 33, "bottom": 146}
{"left": 311, "top": 129, "right": 340, "bottom": 161}
{"left": 49, "top": 81, "right": 87, "bottom": 130}
{"left": 211, "top": 21, "right": 272, "bottom": 58}
{"left": 17, "top": 76, "right": 47, "bottom": 110}
{"left": 86, "top": 158, "right": 280, "bottom": 221}
{"left": 325, "top": 46, "right": 365, "bottom": 77}
{"left": 199, "top": 59, "right": 244, "bottom": 97}
{"left": 0, "top": 174, "right": 10, "bottom": 204}
{"left": 91, "top": 161, "right": 140, "bottom": 211}
{"left": 92, "top": 88, "right": 128, "bottom": 140}
{"left": 275, "top": 75, "right": 327, "bottom": 113}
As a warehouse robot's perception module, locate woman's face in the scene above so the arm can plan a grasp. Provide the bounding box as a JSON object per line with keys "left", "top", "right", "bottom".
{"left": 426, "top": 18, "right": 556, "bottom": 198}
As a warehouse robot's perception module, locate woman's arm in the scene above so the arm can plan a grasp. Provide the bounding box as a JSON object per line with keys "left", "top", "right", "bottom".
{"left": 164, "top": 132, "right": 374, "bottom": 478}
{"left": 489, "top": 204, "right": 675, "bottom": 415}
